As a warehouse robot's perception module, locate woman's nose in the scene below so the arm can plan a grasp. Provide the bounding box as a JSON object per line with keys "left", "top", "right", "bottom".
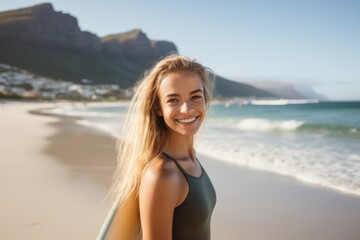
{"left": 180, "top": 101, "right": 194, "bottom": 114}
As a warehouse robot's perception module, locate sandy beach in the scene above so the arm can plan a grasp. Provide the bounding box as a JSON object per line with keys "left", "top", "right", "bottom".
{"left": 1, "top": 102, "right": 360, "bottom": 240}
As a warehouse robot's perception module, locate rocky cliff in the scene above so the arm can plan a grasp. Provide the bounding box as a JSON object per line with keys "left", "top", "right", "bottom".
{"left": 0, "top": 3, "right": 177, "bottom": 56}
{"left": 0, "top": 3, "right": 276, "bottom": 98}
{"left": 101, "top": 29, "right": 177, "bottom": 57}
{"left": 0, "top": 3, "right": 101, "bottom": 51}
{"left": 0, "top": 3, "right": 179, "bottom": 86}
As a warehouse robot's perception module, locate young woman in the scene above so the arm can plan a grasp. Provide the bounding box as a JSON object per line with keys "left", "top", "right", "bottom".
{"left": 97, "top": 54, "right": 216, "bottom": 240}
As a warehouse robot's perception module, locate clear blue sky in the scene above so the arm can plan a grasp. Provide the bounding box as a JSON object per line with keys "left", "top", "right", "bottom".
{"left": 1, "top": 0, "right": 359, "bottom": 100}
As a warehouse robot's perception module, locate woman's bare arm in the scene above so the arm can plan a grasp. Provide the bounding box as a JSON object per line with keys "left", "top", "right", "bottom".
{"left": 139, "top": 159, "right": 182, "bottom": 240}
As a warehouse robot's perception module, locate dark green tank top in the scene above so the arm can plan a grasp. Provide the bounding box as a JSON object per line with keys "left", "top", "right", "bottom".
{"left": 161, "top": 152, "right": 217, "bottom": 240}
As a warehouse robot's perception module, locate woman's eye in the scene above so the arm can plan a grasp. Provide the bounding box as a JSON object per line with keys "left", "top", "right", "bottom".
{"left": 192, "top": 95, "right": 202, "bottom": 100}
{"left": 167, "top": 98, "right": 178, "bottom": 103}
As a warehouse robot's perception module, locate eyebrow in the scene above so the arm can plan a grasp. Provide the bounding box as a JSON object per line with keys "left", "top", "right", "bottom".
{"left": 165, "top": 89, "right": 203, "bottom": 98}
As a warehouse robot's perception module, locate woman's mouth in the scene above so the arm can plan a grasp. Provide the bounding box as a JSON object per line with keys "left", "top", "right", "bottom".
{"left": 176, "top": 116, "right": 198, "bottom": 124}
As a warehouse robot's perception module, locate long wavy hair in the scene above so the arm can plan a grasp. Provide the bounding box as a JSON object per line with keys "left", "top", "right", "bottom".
{"left": 109, "top": 54, "right": 214, "bottom": 207}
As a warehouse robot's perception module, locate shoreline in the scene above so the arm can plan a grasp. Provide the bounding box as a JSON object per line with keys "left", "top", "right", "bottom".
{"left": 0, "top": 102, "right": 115, "bottom": 240}
{"left": 1, "top": 102, "right": 360, "bottom": 239}
{"left": 202, "top": 155, "right": 360, "bottom": 239}
{"left": 27, "top": 99, "right": 360, "bottom": 198}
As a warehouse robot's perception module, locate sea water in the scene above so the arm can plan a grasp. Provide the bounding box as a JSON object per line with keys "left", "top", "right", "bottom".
{"left": 44, "top": 101, "right": 360, "bottom": 196}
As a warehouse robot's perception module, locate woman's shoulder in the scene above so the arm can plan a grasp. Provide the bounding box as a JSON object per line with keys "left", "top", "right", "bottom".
{"left": 142, "top": 155, "right": 179, "bottom": 183}
{"left": 139, "top": 155, "right": 183, "bottom": 206}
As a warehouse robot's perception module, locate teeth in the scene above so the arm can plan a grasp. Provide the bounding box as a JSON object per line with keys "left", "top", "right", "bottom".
{"left": 178, "top": 117, "right": 196, "bottom": 123}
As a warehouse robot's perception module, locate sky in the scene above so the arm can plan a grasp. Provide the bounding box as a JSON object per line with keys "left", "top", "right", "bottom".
{"left": 1, "top": 0, "right": 359, "bottom": 100}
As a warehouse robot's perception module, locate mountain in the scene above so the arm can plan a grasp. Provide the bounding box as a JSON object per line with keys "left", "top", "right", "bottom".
{"left": 0, "top": 3, "right": 177, "bottom": 87}
{"left": 243, "top": 81, "right": 306, "bottom": 99}
{"left": 243, "top": 80, "right": 328, "bottom": 100}
{"left": 214, "top": 76, "right": 276, "bottom": 98}
{"left": 0, "top": 3, "right": 276, "bottom": 98}
{"left": 293, "top": 83, "right": 328, "bottom": 100}
{"left": 0, "top": 3, "right": 175, "bottom": 55}
{"left": 0, "top": 3, "right": 101, "bottom": 51}
{"left": 101, "top": 29, "right": 176, "bottom": 57}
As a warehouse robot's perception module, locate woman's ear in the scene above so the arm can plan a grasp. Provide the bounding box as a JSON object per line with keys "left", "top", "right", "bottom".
{"left": 157, "top": 110, "right": 163, "bottom": 116}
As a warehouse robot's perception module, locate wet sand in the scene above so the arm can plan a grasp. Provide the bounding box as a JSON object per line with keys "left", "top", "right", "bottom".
{"left": 1, "top": 102, "right": 360, "bottom": 240}
{"left": 0, "top": 102, "right": 114, "bottom": 240}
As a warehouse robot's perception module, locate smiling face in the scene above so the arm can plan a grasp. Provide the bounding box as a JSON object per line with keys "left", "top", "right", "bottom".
{"left": 157, "top": 70, "right": 207, "bottom": 138}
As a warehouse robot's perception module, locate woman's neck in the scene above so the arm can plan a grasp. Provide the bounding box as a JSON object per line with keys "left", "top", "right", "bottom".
{"left": 164, "top": 133, "right": 196, "bottom": 161}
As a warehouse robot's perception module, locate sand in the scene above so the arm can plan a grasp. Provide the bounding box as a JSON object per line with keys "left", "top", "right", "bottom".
{"left": 1, "top": 101, "right": 360, "bottom": 240}
{"left": 0, "top": 102, "right": 114, "bottom": 240}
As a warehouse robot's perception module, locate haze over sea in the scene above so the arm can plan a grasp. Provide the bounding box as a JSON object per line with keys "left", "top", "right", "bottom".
{"left": 45, "top": 101, "right": 360, "bottom": 196}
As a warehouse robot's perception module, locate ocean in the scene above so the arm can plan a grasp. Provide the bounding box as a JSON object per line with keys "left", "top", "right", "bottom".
{"left": 44, "top": 101, "right": 360, "bottom": 197}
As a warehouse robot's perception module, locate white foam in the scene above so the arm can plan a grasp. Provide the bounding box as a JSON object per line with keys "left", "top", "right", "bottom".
{"left": 39, "top": 104, "right": 125, "bottom": 138}
{"left": 196, "top": 125, "right": 360, "bottom": 197}
{"left": 350, "top": 128, "right": 358, "bottom": 133}
{"left": 76, "top": 119, "right": 122, "bottom": 138}
{"left": 48, "top": 104, "right": 360, "bottom": 197}
{"left": 41, "top": 106, "right": 122, "bottom": 118}
{"left": 236, "top": 118, "right": 304, "bottom": 132}
{"left": 251, "top": 99, "right": 319, "bottom": 105}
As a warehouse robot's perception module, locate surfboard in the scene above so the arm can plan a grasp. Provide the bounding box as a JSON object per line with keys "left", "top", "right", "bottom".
{"left": 96, "top": 191, "right": 140, "bottom": 240}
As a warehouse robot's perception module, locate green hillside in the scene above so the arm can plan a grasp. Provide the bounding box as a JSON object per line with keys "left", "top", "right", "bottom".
{"left": 0, "top": 36, "right": 155, "bottom": 87}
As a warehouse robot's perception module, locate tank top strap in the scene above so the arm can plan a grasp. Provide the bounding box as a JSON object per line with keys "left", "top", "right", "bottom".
{"left": 161, "top": 152, "right": 189, "bottom": 179}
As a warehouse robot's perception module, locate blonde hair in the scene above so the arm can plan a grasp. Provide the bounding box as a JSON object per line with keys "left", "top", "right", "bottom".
{"left": 110, "top": 54, "right": 214, "bottom": 206}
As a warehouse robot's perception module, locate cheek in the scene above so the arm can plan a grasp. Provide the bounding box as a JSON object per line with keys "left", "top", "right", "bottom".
{"left": 162, "top": 106, "right": 176, "bottom": 119}
{"left": 196, "top": 100, "right": 207, "bottom": 112}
